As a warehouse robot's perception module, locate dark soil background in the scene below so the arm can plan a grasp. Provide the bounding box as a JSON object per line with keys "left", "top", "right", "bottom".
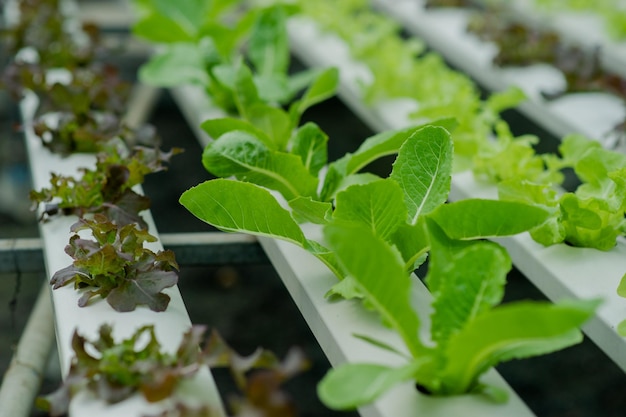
{"left": 1, "top": 46, "right": 626, "bottom": 417}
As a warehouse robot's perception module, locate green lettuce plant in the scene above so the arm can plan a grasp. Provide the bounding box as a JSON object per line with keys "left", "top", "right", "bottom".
{"left": 181, "top": 124, "right": 552, "bottom": 297}
{"left": 498, "top": 134, "right": 626, "bottom": 250}
{"left": 296, "top": 0, "right": 528, "bottom": 171}
{"left": 134, "top": 1, "right": 328, "bottom": 120}
{"left": 317, "top": 220, "right": 599, "bottom": 408}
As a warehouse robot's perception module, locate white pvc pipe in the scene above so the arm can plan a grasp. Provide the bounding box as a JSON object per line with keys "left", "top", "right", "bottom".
{"left": 0, "top": 283, "right": 55, "bottom": 417}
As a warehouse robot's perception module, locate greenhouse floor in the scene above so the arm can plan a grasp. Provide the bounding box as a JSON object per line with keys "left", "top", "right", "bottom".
{"left": 2, "top": 88, "right": 626, "bottom": 417}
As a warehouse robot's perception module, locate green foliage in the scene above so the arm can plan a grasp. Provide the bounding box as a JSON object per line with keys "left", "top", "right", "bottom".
{"left": 30, "top": 145, "right": 180, "bottom": 227}
{"left": 297, "top": 0, "right": 524, "bottom": 169}
{"left": 390, "top": 126, "right": 453, "bottom": 223}
{"left": 531, "top": 0, "right": 626, "bottom": 40}
{"left": 318, "top": 220, "right": 599, "bottom": 408}
{"left": 180, "top": 179, "right": 305, "bottom": 245}
{"left": 50, "top": 214, "right": 179, "bottom": 312}
{"left": 201, "top": 130, "right": 318, "bottom": 199}
{"left": 428, "top": 199, "right": 550, "bottom": 239}
{"left": 498, "top": 135, "right": 626, "bottom": 250}
{"left": 135, "top": 1, "right": 337, "bottom": 124}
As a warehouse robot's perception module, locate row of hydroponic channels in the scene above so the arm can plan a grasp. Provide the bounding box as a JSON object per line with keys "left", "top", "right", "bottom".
{"left": 3, "top": 0, "right": 626, "bottom": 416}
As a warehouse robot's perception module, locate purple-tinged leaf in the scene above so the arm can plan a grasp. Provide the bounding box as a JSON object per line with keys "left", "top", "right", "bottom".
{"left": 106, "top": 269, "right": 177, "bottom": 312}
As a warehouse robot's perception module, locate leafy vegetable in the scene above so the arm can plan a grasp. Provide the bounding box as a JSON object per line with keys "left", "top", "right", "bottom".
{"left": 50, "top": 214, "right": 179, "bottom": 312}
{"left": 1, "top": 0, "right": 101, "bottom": 68}
{"left": 467, "top": 10, "right": 626, "bottom": 102}
{"left": 498, "top": 135, "right": 626, "bottom": 250}
{"left": 297, "top": 0, "right": 522, "bottom": 169}
{"left": 332, "top": 179, "right": 406, "bottom": 240}
{"left": 390, "top": 126, "right": 453, "bottom": 223}
{"left": 201, "top": 130, "right": 318, "bottom": 199}
{"left": 37, "top": 324, "right": 208, "bottom": 415}
{"left": 180, "top": 179, "right": 344, "bottom": 278}
{"left": 30, "top": 145, "right": 181, "bottom": 227}
{"left": 135, "top": 0, "right": 336, "bottom": 126}
{"left": 317, "top": 221, "right": 599, "bottom": 408}
{"left": 180, "top": 179, "right": 305, "bottom": 246}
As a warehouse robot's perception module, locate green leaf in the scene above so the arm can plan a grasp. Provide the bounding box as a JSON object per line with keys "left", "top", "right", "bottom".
{"left": 291, "top": 122, "right": 328, "bottom": 176}
{"left": 133, "top": 14, "right": 194, "bottom": 43}
{"left": 342, "top": 119, "right": 456, "bottom": 176}
{"left": 180, "top": 179, "right": 305, "bottom": 245}
{"left": 333, "top": 179, "right": 406, "bottom": 240}
{"left": 560, "top": 193, "right": 622, "bottom": 251}
{"left": 318, "top": 361, "right": 422, "bottom": 410}
{"left": 429, "top": 241, "right": 510, "bottom": 348}
{"left": 389, "top": 219, "right": 430, "bottom": 271}
{"left": 616, "top": 273, "right": 626, "bottom": 298}
{"left": 324, "top": 224, "right": 424, "bottom": 357}
{"left": 290, "top": 67, "right": 339, "bottom": 123}
{"left": 558, "top": 134, "right": 602, "bottom": 167}
{"left": 248, "top": 6, "right": 289, "bottom": 77}
{"left": 202, "top": 131, "right": 318, "bottom": 199}
{"left": 325, "top": 276, "right": 363, "bottom": 300}
{"left": 441, "top": 299, "right": 599, "bottom": 394}
{"left": 139, "top": 43, "right": 209, "bottom": 87}
{"left": 390, "top": 126, "right": 453, "bottom": 224}
{"left": 134, "top": 0, "right": 211, "bottom": 38}
{"left": 201, "top": 117, "right": 272, "bottom": 147}
{"left": 288, "top": 197, "right": 332, "bottom": 224}
{"left": 233, "top": 62, "right": 261, "bottom": 119}
{"left": 424, "top": 218, "right": 475, "bottom": 294}
{"left": 427, "top": 199, "right": 550, "bottom": 240}
{"left": 574, "top": 147, "right": 626, "bottom": 187}
{"left": 246, "top": 103, "right": 292, "bottom": 150}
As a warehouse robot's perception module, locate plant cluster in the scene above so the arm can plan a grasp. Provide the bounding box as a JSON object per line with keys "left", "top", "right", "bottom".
{"left": 522, "top": 0, "right": 626, "bottom": 40}
{"left": 292, "top": 0, "right": 626, "bottom": 351}
{"left": 297, "top": 0, "right": 527, "bottom": 172}
{"left": 136, "top": 0, "right": 614, "bottom": 408}
{"left": 30, "top": 144, "right": 181, "bottom": 227}
{"left": 7, "top": 0, "right": 616, "bottom": 413}
{"left": 51, "top": 214, "right": 179, "bottom": 312}
{"left": 296, "top": 0, "right": 626, "bottom": 251}
{"left": 6, "top": 0, "right": 311, "bottom": 414}
{"left": 182, "top": 119, "right": 598, "bottom": 406}
{"left": 426, "top": 0, "right": 626, "bottom": 137}
{"left": 3, "top": 0, "right": 184, "bottom": 309}
{"left": 37, "top": 324, "right": 308, "bottom": 417}
{"left": 466, "top": 12, "right": 626, "bottom": 103}
{"left": 1, "top": 0, "right": 159, "bottom": 155}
